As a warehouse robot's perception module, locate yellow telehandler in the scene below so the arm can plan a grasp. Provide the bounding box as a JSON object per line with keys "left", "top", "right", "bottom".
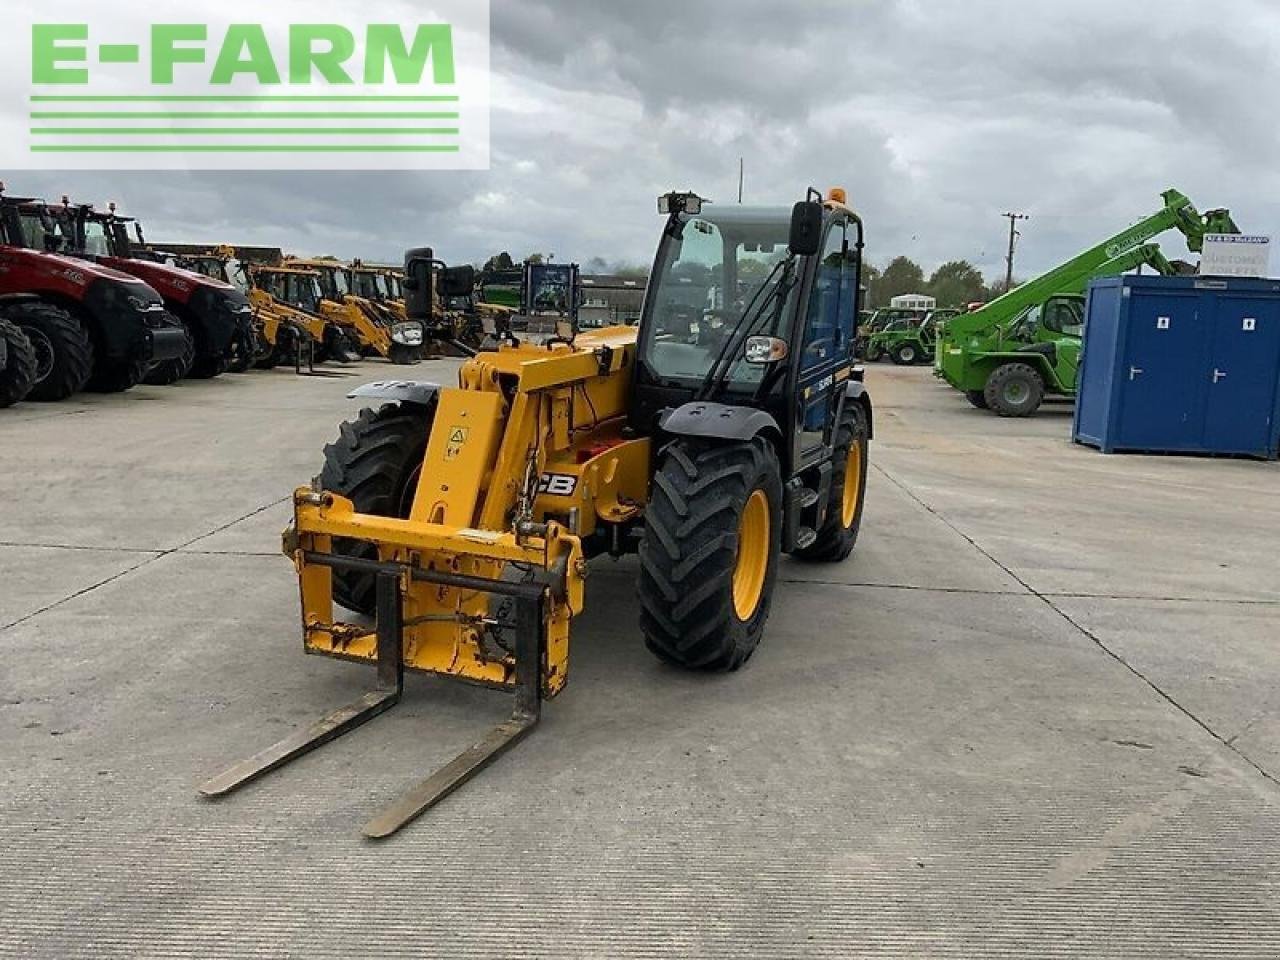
{"left": 201, "top": 189, "right": 874, "bottom": 838}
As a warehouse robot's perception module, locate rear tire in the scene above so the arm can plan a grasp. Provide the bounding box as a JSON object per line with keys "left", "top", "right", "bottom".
{"left": 318, "top": 402, "right": 435, "bottom": 615}
{"left": 792, "top": 401, "right": 869, "bottom": 563}
{"left": 8, "top": 302, "right": 93, "bottom": 402}
{"left": 638, "top": 437, "right": 782, "bottom": 671}
{"left": 965, "top": 390, "right": 989, "bottom": 410}
{"left": 0, "top": 318, "right": 37, "bottom": 407}
{"left": 984, "top": 362, "right": 1044, "bottom": 417}
{"left": 891, "top": 343, "right": 918, "bottom": 365}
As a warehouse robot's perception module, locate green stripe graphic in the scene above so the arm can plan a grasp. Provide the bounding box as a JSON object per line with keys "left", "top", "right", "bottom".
{"left": 31, "top": 111, "right": 459, "bottom": 119}
{"left": 32, "top": 128, "right": 461, "bottom": 136}
{"left": 31, "top": 95, "right": 459, "bottom": 102}
{"left": 31, "top": 145, "right": 463, "bottom": 153}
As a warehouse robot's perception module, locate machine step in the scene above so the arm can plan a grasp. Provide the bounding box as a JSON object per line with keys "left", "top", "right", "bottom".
{"left": 795, "top": 526, "right": 817, "bottom": 549}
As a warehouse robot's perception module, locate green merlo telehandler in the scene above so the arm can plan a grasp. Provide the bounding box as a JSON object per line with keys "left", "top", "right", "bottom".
{"left": 936, "top": 189, "right": 1238, "bottom": 416}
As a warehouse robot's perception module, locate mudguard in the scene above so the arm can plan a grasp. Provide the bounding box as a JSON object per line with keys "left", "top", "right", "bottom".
{"left": 658, "top": 401, "right": 782, "bottom": 442}
{"left": 348, "top": 380, "right": 441, "bottom": 408}
{"left": 842, "top": 380, "right": 874, "bottom": 438}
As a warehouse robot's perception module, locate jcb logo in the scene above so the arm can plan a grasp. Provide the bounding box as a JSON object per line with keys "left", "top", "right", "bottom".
{"left": 538, "top": 473, "right": 577, "bottom": 497}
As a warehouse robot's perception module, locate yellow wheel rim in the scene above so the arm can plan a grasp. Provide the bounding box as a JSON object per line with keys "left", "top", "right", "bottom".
{"left": 732, "top": 489, "right": 770, "bottom": 621}
{"left": 841, "top": 442, "right": 863, "bottom": 528}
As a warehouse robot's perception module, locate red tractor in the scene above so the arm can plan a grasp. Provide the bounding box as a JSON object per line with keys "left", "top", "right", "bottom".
{"left": 39, "top": 199, "right": 256, "bottom": 383}
{"left": 0, "top": 188, "right": 187, "bottom": 399}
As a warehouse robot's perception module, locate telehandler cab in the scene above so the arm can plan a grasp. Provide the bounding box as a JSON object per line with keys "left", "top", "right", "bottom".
{"left": 201, "top": 189, "right": 874, "bottom": 838}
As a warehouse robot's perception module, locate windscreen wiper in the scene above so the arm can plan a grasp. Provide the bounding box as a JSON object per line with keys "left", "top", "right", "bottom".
{"left": 696, "top": 255, "right": 795, "bottom": 401}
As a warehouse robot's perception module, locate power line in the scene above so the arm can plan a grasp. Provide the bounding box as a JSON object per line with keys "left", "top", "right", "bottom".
{"left": 998, "top": 213, "right": 1029, "bottom": 293}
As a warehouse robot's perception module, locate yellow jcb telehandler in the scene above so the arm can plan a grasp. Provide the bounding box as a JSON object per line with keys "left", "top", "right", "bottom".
{"left": 201, "top": 189, "right": 874, "bottom": 837}
{"left": 286, "top": 256, "right": 425, "bottom": 365}
{"left": 246, "top": 263, "right": 363, "bottom": 368}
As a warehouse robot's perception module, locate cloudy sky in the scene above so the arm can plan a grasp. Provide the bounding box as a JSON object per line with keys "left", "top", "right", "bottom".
{"left": 12, "top": 0, "right": 1280, "bottom": 282}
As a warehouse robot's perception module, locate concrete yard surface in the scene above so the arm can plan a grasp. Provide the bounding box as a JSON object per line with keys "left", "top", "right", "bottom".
{"left": 1, "top": 361, "right": 1278, "bottom": 958}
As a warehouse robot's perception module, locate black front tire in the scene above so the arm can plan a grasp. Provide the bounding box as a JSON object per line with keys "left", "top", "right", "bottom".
{"left": 8, "top": 302, "right": 93, "bottom": 402}
{"left": 891, "top": 343, "right": 918, "bottom": 365}
{"left": 86, "top": 358, "right": 146, "bottom": 394}
{"left": 387, "top": 342, "right": 419, "bottom": 365}
{"left": 318, "top": 402, "right": 435, "bottom": 614}
{"left": 965, "top": 389, "right": 989, "bottom": 409}
{"left": 143, "top": 318, "right": 195, "bottom": 386}
{"left": 792, "top": 401, "right": 869, "bottom": 563}
{"left": 984, "top": 362, "right": 1045, "bottom": 417}
{"left": 638, "top": 437, "right": 782, "bottom": 672}
{"left": 0, "top": 318, "right": 37, "bottom": 407}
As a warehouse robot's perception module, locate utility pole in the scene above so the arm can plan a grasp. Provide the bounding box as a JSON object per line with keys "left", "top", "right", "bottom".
{"left": 1002, "top": 212, "right": 1029, "bottom": 291}
{"left": 738, "top": 157, "right": 744, "bottom": 204}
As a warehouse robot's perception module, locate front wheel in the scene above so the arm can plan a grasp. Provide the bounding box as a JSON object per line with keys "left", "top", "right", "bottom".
{"left": 891, "top": 343, "right": 918, "bottom": 365}
{"left": 792, "top": 401, "right": 869, "bottom": 563}
{"left": 0, "top": 318, "right": 37, "bottom": 407}
{"left": 318, "top": 402, "right": 435, "bottom": 614}
{"left": 965, "top": 390, "right": 989, "bottom": 410}
{"left": 8, "top": 302, "right": 93, "bottom": 401}
{"left": 387, "top": 342, "right": 420, "bottom": 365}
{"left": 984, "top": 362, "right": 1045, "bottom": 417}
{"left": 143, "top": 318, "right": 195, "bottom": 386}
{"left": 638, "top": 437, "right": 782, "bottom": 672}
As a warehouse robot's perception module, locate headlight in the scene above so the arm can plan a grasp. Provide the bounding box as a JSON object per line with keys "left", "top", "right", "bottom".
{"left": 127, "top": 294, "right": 162, "bottom": 313}
{"left": 392, "top": 322, "right": 424, "bottom": 346}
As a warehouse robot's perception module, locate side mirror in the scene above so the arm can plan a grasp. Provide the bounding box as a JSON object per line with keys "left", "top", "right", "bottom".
{"left": 442, "top": 264, "right": 475, "bottom": 298}
{"left": 403, "top": 246, "right": 434, "bottom": 321}
{"left": 789, "top": 201, "right": 823, "bottom": 256}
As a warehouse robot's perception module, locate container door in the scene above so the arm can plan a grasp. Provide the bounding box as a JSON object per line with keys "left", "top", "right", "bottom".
{"left": 1117, "top": 289, "right": 1207, "bottom": 450}
{"left": 1202, "top": 295, "right": 1280, "bottom": 454}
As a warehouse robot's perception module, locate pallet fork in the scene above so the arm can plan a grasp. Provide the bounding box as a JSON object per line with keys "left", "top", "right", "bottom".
{"left": 199, "top": 558, "right": 545, "bottom": 839}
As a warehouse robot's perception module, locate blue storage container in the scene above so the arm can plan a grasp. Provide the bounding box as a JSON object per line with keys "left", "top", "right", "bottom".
{"left": 1074, "top": 275, "right": 1280, "bottom": 460}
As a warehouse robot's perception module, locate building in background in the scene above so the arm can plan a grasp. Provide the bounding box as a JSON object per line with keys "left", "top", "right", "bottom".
{"left": 890, "top": 293, "right": 935, "bottom": 311}
{"left": 580, "top": 274, "right": 647, "bottom": 326}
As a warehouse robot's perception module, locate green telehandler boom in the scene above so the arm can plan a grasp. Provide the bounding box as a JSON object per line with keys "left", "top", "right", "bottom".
{"left": 936, "top": 189, "right": 1237, "bottom": 416}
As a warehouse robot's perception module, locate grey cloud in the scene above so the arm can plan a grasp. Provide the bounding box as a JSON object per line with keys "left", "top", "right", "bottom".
{"left": 8, "top": 0, "right": 1279, "bottom": 282}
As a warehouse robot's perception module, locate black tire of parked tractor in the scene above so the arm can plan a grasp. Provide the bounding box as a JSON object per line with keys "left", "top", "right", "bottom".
{"left": 225, "top": 322, "right": 257, "bottom": 373}
{"left": 319, "top": 401, "right": 435, "bottom": 615}
{"left": 0, "top": 318, "right": 38, "bottom": 407}
{"left": 792, "top": 401, "right": 869, "bottom": 563}
{"left": 965, "top": 389, "right": 989, "bottom": 410}
{"left": 86, "top": 358, "right": 147, "bottom": 394}
{"left": 984, "top": 362, "right": 1045, "bottom": 417}
{"left": 387, "top": 342, "right": 419, "bottom": 365}
{"left": 638, "top": 436, "right": 783, "bottom": 672}
{"left": 7, "top": 302, "right": 93, "bottom": 402}
{"left": 143, "top": 318, "right": 196, "bottom": 386}
{"left": 188, "top": 352, "right": 228, "bottom": 380}
{"left": 891, "top": 343, "right": 919, "bottom": 365}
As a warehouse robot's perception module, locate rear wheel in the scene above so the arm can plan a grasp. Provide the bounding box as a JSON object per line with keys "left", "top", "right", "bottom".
{"left": 318, "top": 402, "right": 435, "bottom": 615}
{"left": 984, "top": 362, "right": 1044, "bottom": 417}
{"left": 0, "top": 318, "right": 37, "bottom": 407}
{"left": 891, "top": 342, "right": 919, "bottom": 365}
{"left": 965, "top": 389, "right": 989, "bottom": 409}
{"left": 8, "top": 302, "right": 93, "bottom": 402}
{"left": 792, "top": 401, "right": 869, "bottom": 563}
{"left": 638, "top": 437, "right": 782, "bottom": 671}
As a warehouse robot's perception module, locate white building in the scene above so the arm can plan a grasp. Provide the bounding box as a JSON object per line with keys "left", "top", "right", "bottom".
{"left": 890, "top": 293, "right": 936, "bottom": 311}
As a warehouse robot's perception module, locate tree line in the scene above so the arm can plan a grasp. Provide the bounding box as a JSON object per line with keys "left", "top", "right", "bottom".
{"left": 863, "top": 257, "right": 1018, "bottom": 309}
{"left": 481, "top": 250, "right": 1017, "bottom": 305}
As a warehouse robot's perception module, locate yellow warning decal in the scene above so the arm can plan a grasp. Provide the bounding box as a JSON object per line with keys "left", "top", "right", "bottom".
{"left": 445, "top": 426, "right": 469, "bottom": 460}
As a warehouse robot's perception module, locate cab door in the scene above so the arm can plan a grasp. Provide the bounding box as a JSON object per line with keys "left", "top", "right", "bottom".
{"left": 793, "top": 218, "right": 856, "bottom": 469}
